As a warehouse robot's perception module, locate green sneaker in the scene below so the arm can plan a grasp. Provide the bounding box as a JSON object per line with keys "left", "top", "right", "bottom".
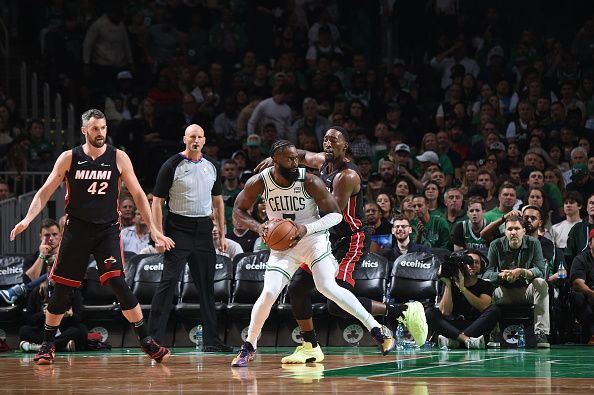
{"left": 398, "top": 301, "right": 429, "bottom": 347}
{"left": 281, "top": 342, "right": 324, "bottom": 364}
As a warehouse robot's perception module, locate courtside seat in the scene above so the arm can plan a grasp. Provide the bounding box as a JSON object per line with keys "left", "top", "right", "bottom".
{"left": 123, "top": 253, "right": 154, "bottom": 288}
{"left": 81, "top": 265, "right": 124, "bottom": 348}
{"left": 276, "top": 280, "right": 328, "bottom": 347}
{"left": 387, "top": 251, "right": 440, "bottom": 308}
{"left": 123, "top": 254, "right": 176, "bottom": 347}
{"left": 173, "top": 255, "right": 233, "bottom": 347}
{"left": 0, "top": 254, "right": 27, "bottom": 349}
{"left": 327, "top": 252, "right": 390, "bottom": 347}
{"left": 226, "top": 251, "right": 278, "bottom": 346}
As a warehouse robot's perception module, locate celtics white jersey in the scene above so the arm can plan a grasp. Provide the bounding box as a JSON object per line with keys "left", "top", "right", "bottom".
{"left": 261, "top": 167, "right": 320, "bottom": 225}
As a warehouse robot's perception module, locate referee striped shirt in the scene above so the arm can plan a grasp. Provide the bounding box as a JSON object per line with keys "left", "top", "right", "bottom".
{"left": 152, "top": 153, "right": 222, "bottom": 217}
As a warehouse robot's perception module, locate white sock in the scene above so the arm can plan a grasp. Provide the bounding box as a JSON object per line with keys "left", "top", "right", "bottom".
{"left": 246, "top": 270, "right": 289, "bottom": 349}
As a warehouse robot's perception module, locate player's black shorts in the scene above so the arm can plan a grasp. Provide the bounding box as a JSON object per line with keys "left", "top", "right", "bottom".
{"left": 50, "top": 216, "right": 124, "bottom": 287}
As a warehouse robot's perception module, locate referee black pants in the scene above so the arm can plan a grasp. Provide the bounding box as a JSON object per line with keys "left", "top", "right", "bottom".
{"left": 148, "top": 213, "right": 219, "bottom": 345}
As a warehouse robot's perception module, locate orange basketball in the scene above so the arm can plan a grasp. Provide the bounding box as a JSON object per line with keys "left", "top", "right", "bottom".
{"left": 264, "top": 219, "right": 299, "bottom": 251}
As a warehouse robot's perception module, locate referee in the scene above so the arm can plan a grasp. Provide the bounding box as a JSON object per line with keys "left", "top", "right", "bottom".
{"left": 148, "top": 124, "right": 232, "bottom": 352}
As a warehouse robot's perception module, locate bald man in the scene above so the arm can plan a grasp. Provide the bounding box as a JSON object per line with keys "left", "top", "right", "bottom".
{"left": 148, "top": 124, "right": 232, "bottom": 352}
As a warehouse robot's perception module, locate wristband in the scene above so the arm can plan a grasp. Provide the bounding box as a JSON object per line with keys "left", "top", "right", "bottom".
{"left": 38, "top": 254, "right": 46, "bottom": 261}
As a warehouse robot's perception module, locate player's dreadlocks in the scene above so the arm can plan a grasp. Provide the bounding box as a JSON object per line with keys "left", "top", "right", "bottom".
{"left": 270, "top": 140, "right": 295, "bottom": 156}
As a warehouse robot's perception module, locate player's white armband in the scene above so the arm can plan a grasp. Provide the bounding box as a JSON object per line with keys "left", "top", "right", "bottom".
{"left": 304, "top": 212, "right": 342, "bottom": 236}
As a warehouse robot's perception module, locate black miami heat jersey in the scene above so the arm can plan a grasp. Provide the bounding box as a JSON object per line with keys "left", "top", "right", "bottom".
{"left": 65, "top": 145, "right": 121, "bottom": 224}
{"left": 319, "top": 159, "right": 366, "bottom": 236}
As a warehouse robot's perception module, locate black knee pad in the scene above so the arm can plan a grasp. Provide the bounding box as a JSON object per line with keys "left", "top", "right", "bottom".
{"left": 288, "top": 269, "right": 315, "bottom": 320}
{"left": 107, "top": 276, "right": 138, "bottom": 311}
{"left": 47, "top": 283, "right": 74, "bottom": 315}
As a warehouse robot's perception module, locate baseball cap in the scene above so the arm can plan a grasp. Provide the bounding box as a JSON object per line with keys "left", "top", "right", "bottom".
{"left": 571, "top": 163, "right": 588, "bottom": 180}
{"left": 117, "top": 70, "right": 133, "bottom": 80}
{"left": 488, "top": 46, "right": 504, "bottom": 60}
{"left": 416, "top": 150, "right": 439, "bottom": 164}
{"left": 246, "top": 134, "right": 262, "bottom": 148}
{"left": 489, "top": 141, "right": 506, "bottom": 151}
{"left": 394, "top": 143, "right": 411, "bottom": 154}
{"left": 231, "top": 150, "right": 247, "bottom": 160}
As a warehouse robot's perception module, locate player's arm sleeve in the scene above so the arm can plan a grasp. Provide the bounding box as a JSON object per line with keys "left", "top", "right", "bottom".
{"left": 152, "top": 159, "right": 175, "bottom": 198}
{"left": 304, "top": 212, "right": 343, "bottom": 236}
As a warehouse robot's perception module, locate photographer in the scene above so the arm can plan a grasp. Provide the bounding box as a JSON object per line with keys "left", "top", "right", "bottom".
{"left": 426, "top": 250, "right": 500, "bottom": 349}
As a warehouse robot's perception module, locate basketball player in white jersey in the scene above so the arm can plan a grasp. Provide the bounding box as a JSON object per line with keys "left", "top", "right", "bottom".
{"left": 230, "top": 140, "right": 394, "bottom": 367}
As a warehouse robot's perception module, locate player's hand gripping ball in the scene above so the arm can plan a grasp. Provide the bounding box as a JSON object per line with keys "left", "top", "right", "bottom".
{"left": 263, "top": 219, "right": 300, "bottom": 251}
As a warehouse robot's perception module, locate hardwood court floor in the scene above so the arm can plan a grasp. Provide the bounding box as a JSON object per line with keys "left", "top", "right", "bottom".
{"left": 1, "top": 346, "right": 594, "bottom": 394}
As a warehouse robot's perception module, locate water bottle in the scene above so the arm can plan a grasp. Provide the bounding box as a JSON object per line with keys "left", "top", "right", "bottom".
{"left": 395, "top": 324, "right": 405, "bottom": 350}
{"left": 557, "top": 261, "right": 567, "bottom": 280}
{"left": 195, "top": 324, "right": 203, "bottom": 351}
{"left": 517, "top": 325, "right": 525, "bottom": 349}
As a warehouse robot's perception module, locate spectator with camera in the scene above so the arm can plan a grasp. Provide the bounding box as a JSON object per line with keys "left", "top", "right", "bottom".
{"left": 484, "top": 214, "right": 550, "bottom": 348}
{"left": 426, "top": 250, "right": 500, "bottom": 349}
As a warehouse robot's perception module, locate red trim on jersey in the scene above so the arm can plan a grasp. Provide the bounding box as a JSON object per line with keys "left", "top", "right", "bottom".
{"left": 336, "top": 231, "right": 365, "bottom": 287}
{"left": 99, "top": 270, "right": 122, "bottom": 285}
{"left": 49, "top": 274, "right": 81, "bottom": 288}
{"left": 343, "top": 195, "right": 363, "bottom": 232}
{"left": 299, "top": 231, "right": 366, "bottom": 286}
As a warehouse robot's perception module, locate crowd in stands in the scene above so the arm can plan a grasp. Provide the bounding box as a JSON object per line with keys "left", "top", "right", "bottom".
{"left": 1, "top": 1, "right": 594, "bottom": 347}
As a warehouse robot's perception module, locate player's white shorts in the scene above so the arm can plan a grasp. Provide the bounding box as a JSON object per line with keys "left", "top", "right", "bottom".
{"left": 266, "top": 231, "right": 337, "bottom": 280}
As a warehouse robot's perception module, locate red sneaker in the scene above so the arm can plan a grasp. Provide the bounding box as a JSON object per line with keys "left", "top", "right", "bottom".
{"left": 33, "top": 344, "right": 56, "bottom": 365}
{"left": 142, "top": 339, "right": 170, "bottom": 363}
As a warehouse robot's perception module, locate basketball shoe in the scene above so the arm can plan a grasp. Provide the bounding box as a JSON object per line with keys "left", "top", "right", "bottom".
{"left": 231, "top": 342, "right": 256, "bottom": 367}
{"left": 464, "top": 335, "right": 485, "bottom": 349}
{"left": 370, "top": 325, "right": 395, "bottom": 355}
{"left": 20, "top": 341, "right": 42, "bottom": 352}
{"left": 398, "top": 301, "right": 429, "bottom": 347}
{"left": 141, "top": 338, "right": 170, "bottom": 363}
{"left": 33, "top": 343, "right": 55, "bottom": 365}
{"left": 438, "top": 335, "right": 461, "bottom": 349}
{"left": 281, "top": 342, "right": 324, "bottom": 364}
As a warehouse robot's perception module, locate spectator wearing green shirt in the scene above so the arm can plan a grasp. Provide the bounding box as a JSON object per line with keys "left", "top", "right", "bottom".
{"left": 484, "top": 214, "right": 550, "bottom": 348}
{"left": 444, "top": 188, "right": 467, "bottom": 234}
{"left": 483, "top": 182, "right": 518, "bottom": 225}
{"left": 222, "top": 159, "right": 242, "bottom": 232}
{"left": 517, "top": 167, "right": 562, "bottom": 210}
{"left": 410, "top": 195, "right": 451, "bottom": 249}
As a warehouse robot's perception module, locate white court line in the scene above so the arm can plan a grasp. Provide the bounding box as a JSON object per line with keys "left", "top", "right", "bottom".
{"left": 362, "top": 354, "right": 519, "bottom": 379}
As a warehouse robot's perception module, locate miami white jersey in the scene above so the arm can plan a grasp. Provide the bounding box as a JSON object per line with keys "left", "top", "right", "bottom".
{"left": 260, "top": 167, "right": 320, "bottom": 226}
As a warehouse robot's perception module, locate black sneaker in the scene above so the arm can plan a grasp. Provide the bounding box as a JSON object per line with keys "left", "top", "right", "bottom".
{"left": 536, "top": 332, "right": 550, "bottom": 348}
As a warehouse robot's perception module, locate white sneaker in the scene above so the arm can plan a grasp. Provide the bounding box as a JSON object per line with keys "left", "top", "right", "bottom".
{"left": 465, "top": 335, "right": 485, "bottom": 349}
{"left": 437, "top": 335, "right": 460, "bottom": 349}
{"left": 20, "top": 341, "right": 42, "bottom": 352}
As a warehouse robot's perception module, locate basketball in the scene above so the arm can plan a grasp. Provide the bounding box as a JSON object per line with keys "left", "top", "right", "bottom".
{"left": 264, "top": 219, "right": 299, "bottom": 251}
